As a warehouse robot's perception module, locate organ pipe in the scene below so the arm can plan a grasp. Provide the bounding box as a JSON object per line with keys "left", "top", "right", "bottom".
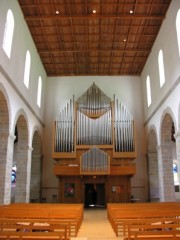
{"left": 114, "top": 95, "right": 134, "bottom": 152}
{"left": 55, "top": 96, "right": 74, "bottom": 152}
{"left": 80, "top": 147, "right": 110, "bottom": 174}
{"left": 54, "top": 83, "right": 135, "bottom": 154}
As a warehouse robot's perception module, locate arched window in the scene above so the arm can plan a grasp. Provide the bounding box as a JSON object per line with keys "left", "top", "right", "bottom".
{"left": 37, "top": 76, "right": 42, "bottom": 107}
{"left": 23, "top": 51, "right": 31, "bottom": 88}
{"left": 2, "top": 9, "right": 15, "bottom": 58}
{"left": 176, "top": 9, "right": 180, "bottom": 57}
{"left": 173, "top": 162, "right": 179, "bottom": 192}
{"left": 146, "top": 75, "right": 151, "bottom": 107}
{"left": 158, "top": 49, "right": 165, "bottom": 87}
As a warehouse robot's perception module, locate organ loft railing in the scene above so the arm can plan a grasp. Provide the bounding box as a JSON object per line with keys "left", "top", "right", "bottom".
{"left": 52, "top": 83, "right": 136, "bottom": 176}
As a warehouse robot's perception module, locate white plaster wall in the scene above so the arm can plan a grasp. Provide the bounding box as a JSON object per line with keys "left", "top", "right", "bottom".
{"left": 141, "top": 0, "right": 180, "bottom": 144}
{"left": 141, "top": 0, "right": 180, "bottom": 133}
{"left": 0, "top": 71, "right": 43, "bottom": 148}
{"left": 0, "top": 0, "right": 47, "bottom": 123}
{"left": 43, "top": 76, "right": 148, "bottom": 202}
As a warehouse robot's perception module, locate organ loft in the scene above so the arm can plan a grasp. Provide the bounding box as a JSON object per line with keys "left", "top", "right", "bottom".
{"left": 52, "top": 83, "right": 136, "bottom": 205}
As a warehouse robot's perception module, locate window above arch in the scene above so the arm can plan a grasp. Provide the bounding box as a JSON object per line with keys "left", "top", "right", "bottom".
{"left": 37, "top": 76, "right": 42, "bottom": 108}
{"left": 146, "top": 75, "right": 151, "bottom": 107}
{"left": 23, "top": 50, "right": 31, "bottom": 88}
{"left": 176, "top": 9, "right": 180, "bottom": 57}
{"left": 158, "top": 49, "right": 166, "bottom": 88}
{"left": 2, "top": 9, "right": 15, "bottom": 58}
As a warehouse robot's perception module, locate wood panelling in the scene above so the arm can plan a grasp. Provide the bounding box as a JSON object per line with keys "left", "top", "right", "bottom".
{"left": 54, "top": 164, "right": 135, "bottom": 176}
{"left": 58, "top": 175, "right": 131, "bottom": 204}
{"left": 106, "top": 176, "right": 131, "bottom": 203}
{"left": 54, "top": 165, "right": 80, "bottom": 176}
{"left": 59, "top": 176, "right": 83, "bottom": 203}
{"left": 110, "top": 165, "right": 136, "bottom": 176}
{"left": 18, "top": 0, "right": 172, "bottom": 76}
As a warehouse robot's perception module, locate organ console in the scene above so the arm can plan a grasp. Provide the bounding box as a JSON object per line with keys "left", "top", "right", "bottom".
{"left": 52, "top": 83, "right": 137, "bottom": 204}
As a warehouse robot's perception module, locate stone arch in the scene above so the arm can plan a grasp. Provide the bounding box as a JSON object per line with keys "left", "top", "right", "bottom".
{"left": 148, "top": 125, "right": 158, "bottom": 152}
{"left": 160, "top": 107, "right": 177, "bottom": 143}
{"left": 13, "top": 109, "right": 30, "bottom": 142}
{"left": 0, "top": 83, "right": 11, "bottom": 131}
{"left": 13, "top": 113, "right": 29, "bottom": 202}
{"left": 159, "top": 109, "right": 176, "bottom": 201}
{"left": 147, "top": 126, "right": 159, "bottom": 202}
{"left": 0, "top": 89, "right": 10, "bottom": 204}
{"left": 30, "top": 127, "right": 42, "bottom": 202}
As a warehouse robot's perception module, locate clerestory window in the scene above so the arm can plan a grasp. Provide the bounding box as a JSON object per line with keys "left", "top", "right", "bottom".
{"left": 23, "top": 50, "right": 31, "bottom": 88}
{"left": 146, "top": 75, "right": 152, "bottom": 107}
{"left": 2, "top": 9, "right": 14, "bottom": 58}
{"left": 158, "top": 49, "right": 166, "bottom": 88}
{"left": 176, "top": 9, "right": 180, "bottom": 57}
{"left": 37, "top": 76, "right": 42, "bottom": 108}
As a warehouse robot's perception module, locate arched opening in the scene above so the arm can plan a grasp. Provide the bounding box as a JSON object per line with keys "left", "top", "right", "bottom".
{"left": 30, "top": 130, "right": 42, "bottom": 202}
{"left": 23, "top": 50, "right": 31, "bottom": 88}
{"left": 176, "top": 9, "right": 180, "bottom": 57}
{"left": 0, "top": 91, "right": 9, "bottom": 204}
{"left": 37, "top": 76, "right": 42, "bottom": 108}
{"left": 147, "top": 128, "right": 159, "bottom": 202}
{"left": 158, "top": 49, "right": 166, "bottom": 88}
{"left": 146, "top": 75, "right": 152, "bottom": 107}
{"left": 2, "top": 9, "right": 14, "bottom": 58}
{"left": 13, "top": 115, "right": 28, "bottom": 202}
{"left": 160, "top": 113, "right": 177, "bottom": 201}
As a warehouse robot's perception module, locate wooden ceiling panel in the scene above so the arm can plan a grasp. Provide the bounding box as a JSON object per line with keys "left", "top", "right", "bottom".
{"left": 18, "top": 0, "right": 172, "bottom": 76}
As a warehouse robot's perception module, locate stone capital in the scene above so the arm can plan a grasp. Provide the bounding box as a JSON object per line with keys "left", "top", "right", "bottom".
{"left": 8, "top": 133, "right": 16, "bottom": 141}
{"left": 28, "top": 145, "right": 33, "bottom": 151}
{"left": 174, "top": 130, "right": 180, "bottom": 140}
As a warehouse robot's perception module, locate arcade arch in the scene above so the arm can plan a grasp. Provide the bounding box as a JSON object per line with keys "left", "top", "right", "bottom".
{"left": 12, "top": 114, "right": 29, "bottom": 202}
{"left": 158, "top": 112, "right": 176, "bottom": 201}
{"left": 0, "top": 90, "right": 10, "bottom": 204}
{"left": 30, "top": 129, "right": 42, "bottom": 202}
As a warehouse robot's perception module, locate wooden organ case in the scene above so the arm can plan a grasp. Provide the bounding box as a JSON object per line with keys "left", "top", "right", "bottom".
{"left": 52, "top": 83, "right": 136, "bottom": 205}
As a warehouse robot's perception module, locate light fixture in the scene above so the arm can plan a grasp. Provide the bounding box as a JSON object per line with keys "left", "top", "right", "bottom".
{"left": 130, "top": 10, "right": 133, "bottom": 14}
{"left": 55, "top": 10, "right": 59, "bottom": 15}
{"left": 93, "top": 9, "right": 96, "bottom": 14}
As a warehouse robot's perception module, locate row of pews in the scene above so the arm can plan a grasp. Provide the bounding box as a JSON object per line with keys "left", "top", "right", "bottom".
{"left": 107, "top": 202, "right": 180, "bottom": 239}
{"left": 0, "top": 203, "right": 84, "bottom": 239}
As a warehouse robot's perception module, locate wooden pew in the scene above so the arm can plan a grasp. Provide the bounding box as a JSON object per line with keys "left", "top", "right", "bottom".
{"left": 0, "top": 231, "right": 65, "bottom": 239}
{"left": 125, "top": 219, "right": 180, "bottom": 240}
{"left": 0, "top": 220, "right": 68, "bottom": 239}
{"left": 107, "top": 202, "right": 180, "bottom": 237}
{"left": 0, "top": 203, "right": 83, "bottom": 238}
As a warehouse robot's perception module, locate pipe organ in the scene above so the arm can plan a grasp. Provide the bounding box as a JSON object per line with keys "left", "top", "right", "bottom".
{"left": 80, "top": 147, "right": 110, "bottom": 174}
{"left": 53, "top": 83, "right": 136, "bottom": 204}
{"left": 55, "top": 97, "right": 74, "bottom": 153}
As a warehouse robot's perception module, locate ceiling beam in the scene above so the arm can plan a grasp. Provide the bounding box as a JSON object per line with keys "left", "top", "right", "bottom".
{"left": 25, "top": 14, "right": 165, "bottom": 21}
{"left": 38, "top": 48, "right": 151, "bottom": 53}
{"left": 18, "top": 3, "right": 170, "bottom": 9}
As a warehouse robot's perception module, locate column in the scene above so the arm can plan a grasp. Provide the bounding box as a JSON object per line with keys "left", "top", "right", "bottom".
{"left": 26, "top": 146, "right": 33, "bottom": 202}
{"left": 4, "top": 133, "right": 16, "bottom": 204}
{"left": 157, "top": 143, "right": 175, "bottom": 201}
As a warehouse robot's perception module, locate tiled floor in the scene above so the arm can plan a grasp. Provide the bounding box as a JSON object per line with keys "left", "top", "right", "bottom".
{"left": 74, "top": 208, "right": 123, "bottom": 240}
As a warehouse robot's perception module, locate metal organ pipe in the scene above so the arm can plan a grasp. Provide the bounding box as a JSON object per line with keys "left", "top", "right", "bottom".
{"left": 54, "top": 86, "right": 134, "bottom": 153}
{"left": 114, "top": 95, "right": 134, "bottom": 152}
{"left": 81, "top": 147, "right": 109, "bottom": 173}
{"left": 55, "top": 97, "right": 74, "bottom": 152}
{"left": 76, "top": 110, "right": 112, "bottom": 145}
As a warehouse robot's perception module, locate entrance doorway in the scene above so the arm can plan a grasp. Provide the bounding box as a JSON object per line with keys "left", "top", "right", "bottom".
{"left": 84, "top": 183, "right": 105, "bottom": 208}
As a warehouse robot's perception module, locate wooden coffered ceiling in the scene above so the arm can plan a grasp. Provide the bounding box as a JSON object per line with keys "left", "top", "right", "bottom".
{"left": 18, "top": 0, "right": 172, "bottom": 76}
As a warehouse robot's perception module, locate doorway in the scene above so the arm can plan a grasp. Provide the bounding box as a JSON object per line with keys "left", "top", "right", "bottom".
{"left": 84, "top": 183, "right": 105, "bottom": 208}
